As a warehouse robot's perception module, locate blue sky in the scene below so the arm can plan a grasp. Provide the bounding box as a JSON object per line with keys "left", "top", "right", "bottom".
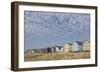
{"left": 24, "top": 11, "right": 90, "bottom": 50}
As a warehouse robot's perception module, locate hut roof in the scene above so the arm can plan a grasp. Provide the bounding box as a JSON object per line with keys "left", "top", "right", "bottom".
{"left": 76, "top": 41, "right": 83, "bottom": 46}
{"left": 54, "top": 46, "right": 62, "bottom": 48}
{"left": 68, "top": 43, "right": 72, "bottom": 45}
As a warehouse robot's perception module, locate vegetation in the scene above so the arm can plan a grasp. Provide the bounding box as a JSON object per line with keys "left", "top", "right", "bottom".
{"left": 24, "top": 51, "right": 90, "bottom": 61}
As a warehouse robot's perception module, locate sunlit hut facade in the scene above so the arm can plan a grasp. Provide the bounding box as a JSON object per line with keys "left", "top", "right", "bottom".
{"left": 54, "top": 46, "right": 63, "bottom": 52}
{"left": 64, "top": 43, "right": 72, "bottom": 52}
{"left": 82, "top": 40, "right": 90, "bottom": 51}
{"left": 72, "top": 41, "right": 83, "bottom": 51}
{"left": 46, "top": 46, "right": 63, "bottom": 53}
{"left": 25, "top": 49, "right": 34, "bottom": 54}
{"left": 51, "top": 46, "right": 63, "bottom": 52}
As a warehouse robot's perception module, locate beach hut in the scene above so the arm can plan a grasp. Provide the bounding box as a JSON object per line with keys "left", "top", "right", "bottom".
{"left": 82, "top": 40, "right": 90, "bottom": 51}
{"left": 64, "top": 43, "right": 72, "bottom": 52}
{"left": 46, "top": 47, "right": 52, "bottom": 53}
{"left": 55, "top": 46, "right": 63, "bottom": 52}
{"left": 72, "top": 41, "right": 83, "bottom": 51}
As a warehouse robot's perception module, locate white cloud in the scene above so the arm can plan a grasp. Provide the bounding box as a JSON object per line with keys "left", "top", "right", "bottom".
{"left": 24, "top": 11, "right": 90, "bottom": 36}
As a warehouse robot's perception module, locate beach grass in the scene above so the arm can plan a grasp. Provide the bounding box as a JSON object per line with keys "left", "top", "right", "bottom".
{"left": 24, "top": 51, "right": 90, "bottom": 61}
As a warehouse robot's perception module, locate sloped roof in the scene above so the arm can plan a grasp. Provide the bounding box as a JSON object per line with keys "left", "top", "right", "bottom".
{"left": 68, "top": 43, "right": 72, "bottom": 45}
{"left": 76, "top": 41, "right": 83, "bottom": 46}
{"left": 84, "top": 40, "right": 90, "bottom": 43}
{"left": 54, "top": 46, "right": 62, "bottom": 48}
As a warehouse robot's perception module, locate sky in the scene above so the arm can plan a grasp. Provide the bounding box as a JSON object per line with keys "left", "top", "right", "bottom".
{"left": 24, "top": 11, "right": 90, "bottom": 50}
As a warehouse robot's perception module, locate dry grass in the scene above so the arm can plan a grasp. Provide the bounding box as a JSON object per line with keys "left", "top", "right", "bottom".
{"left": 24, "top": 51, "right": 90, "bottom": 61}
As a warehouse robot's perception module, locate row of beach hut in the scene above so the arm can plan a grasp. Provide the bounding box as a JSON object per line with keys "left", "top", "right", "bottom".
{"left": 25, "top": 46, "right": 63, "bottom": 54}
{"left": 25, "top": 40, "right": 90, "bottom": 54}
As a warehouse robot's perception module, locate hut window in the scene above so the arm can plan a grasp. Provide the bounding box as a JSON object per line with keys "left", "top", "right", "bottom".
{"left": 59, "top": 48, "right": 61, "bottom": 50}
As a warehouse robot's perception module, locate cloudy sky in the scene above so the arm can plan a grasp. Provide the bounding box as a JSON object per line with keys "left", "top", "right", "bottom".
{"left": 24, "top": 11, "right": 90, "bottom": 50}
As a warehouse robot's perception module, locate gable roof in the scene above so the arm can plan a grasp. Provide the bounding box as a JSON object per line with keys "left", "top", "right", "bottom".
{"left": 76, "top": 41, "right": 83, "bottom": 46}
{"left": 68, "top": 43, "right": 72, "bottom": 45}
{"left": 54, "top": 46, "right": 62, "bottom": 48}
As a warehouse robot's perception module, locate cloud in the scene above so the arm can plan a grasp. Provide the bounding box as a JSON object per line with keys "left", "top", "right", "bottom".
{"left": 24, "top": 11, "right": 90, "bottom": 37}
